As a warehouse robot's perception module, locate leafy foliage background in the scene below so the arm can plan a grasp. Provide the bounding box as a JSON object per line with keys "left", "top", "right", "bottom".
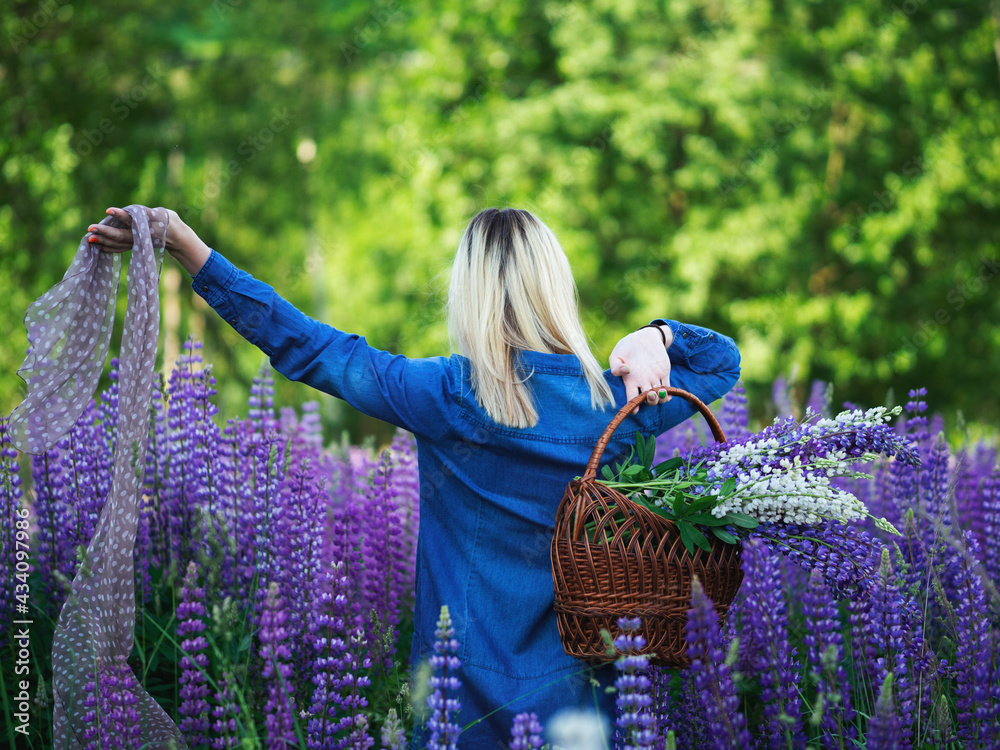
{"left": 3, "top": 0, "right": 999, "bottom": 443}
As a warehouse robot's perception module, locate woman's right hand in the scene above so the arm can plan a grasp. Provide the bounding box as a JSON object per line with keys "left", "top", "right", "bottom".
{"left": 609, "top": 325, "right": 674, "bottom": 414}
{"left": 88, "top": 207, "right": 211, "bottom": 276}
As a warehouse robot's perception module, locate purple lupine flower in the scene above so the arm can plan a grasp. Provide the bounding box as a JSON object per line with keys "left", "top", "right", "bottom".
{"left": 26, "top": 438, "right": 65, "bottom": 619}
{"left": 853, "top": 548, "right": 919, "bottom": 748}
{"left": 508, "top": 711, "right": 544, "bottom": 749}
{"left": 801, "top": 568, "right": 856, "bottom": 749}
{"left": 211, "top": 669, "right": 241, "bottom": 749}
{"left": 885, "top": 390, "right": 928, "bottom": 526}
{"left": 78, "top": 671, "right": 99, "bottom": 745}
{"left": 673, "top": 669, "right": 707, "bottom": 750}
{"left": 40, "top": 398, "right": 107, "bottom": 614}
{"left": 260, "top": 581, "right": 297, "bottom": 748}
{"left": 135, "top": 371, "right": 167, "bottom": 606}
{"left": 684, "top": 577, "right": 749, "bottom": 750}
{"left": 865, "top": 674, "right": 902, "bottom": 750}
{"left": 982, "top": 467, "right": 1000, "bottom": 586}
{"left": 248, "top": 359, "right": 280, "bottom": 436}
{"left": 327, "top": 447, "right": 377, "bottom": 636}
{"left": 806, "top": 379, "right": 830, "bottom": 420}
{"left": 613, "top": 617, "right": 656, "bottom": 750}
{"left": 647, "top": 665, "right": 679, "bottom": 746}
{"left": 427, "top": 604, "right": 462, "bottom": 750}
{"left": 270, "top": 414, "right": 329, "bottom": 707}
{"left": 390, "top": 428, "right": 420, "bottom": 613}
{"left": 718, "top": 379, "right": 750, "bottom": 443}
{"left": 306, "top": 580, "right": 347, "bottom": 748}
{"left": 74, "top": 657, "right": 143, "bottom": 748}
{"left": 99, "top": 655, "right": 143, "bottom": 749}
{"left": 299, "top": 400, "right": 324, "bottom": 451}
{"left": 162, "top": 338, "right": 207, "bottom": 572}
{"left": 917, "top": 431, "right": 951, "bottom": 540}
{"left": 306, "top": 562, "right": 373, "bottom": 749}
{"left": 178, "top": 560, "right": 211, "bottom": 745}
{"left": 249, "top": 431, "right": 291, "bottom": 625}
{"left": 949, "top": 530, "right": 997, "bottom": 748}
{"left": 362, "top": 449, "right": 409, "bottom": 670}
{"left": 736, "top": 538, "right": 805, "bottom": 749}
{"left": 755, "top": 519, "right": 885, "bottom": 598}
{"left": 160, "top": 338, "right": 231, "bottom": 579}
{"left": 654, "top": 413, "right": 710, "bottom": 464}
{"left": 146, "top": 370, "right": 171, "bottom": 573}
{"left": 771, "top": 375, "right": 793, "bottom": 418}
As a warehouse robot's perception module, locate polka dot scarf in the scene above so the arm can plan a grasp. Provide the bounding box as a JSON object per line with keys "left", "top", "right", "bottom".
{"left": 9, "top": 206, "right": 187, "bottom": 748}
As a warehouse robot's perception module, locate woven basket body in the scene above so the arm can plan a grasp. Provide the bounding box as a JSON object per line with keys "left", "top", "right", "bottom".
{"left": 550, "top": 387, "right": 745, "bottom": 667}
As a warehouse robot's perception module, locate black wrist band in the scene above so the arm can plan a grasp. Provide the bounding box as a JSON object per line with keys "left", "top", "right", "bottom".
{"left": 638, "top": 324, "right": 667, "bottom": 348}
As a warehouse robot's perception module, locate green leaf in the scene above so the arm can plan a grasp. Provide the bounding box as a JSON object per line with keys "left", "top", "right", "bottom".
{"left": 719, "top": 477, "right": 737, "bottom": 497}
{"left": 601, "top": 464, "right": 615, "bottom": 481}
{"left": 677, "top": 522, "right": 697, "bottom": 556}
{"left": 711, "top": 527, "right": 739, "bottom": 543}
{"left": 685, "top": 512, "right": 730, "bottom": 526}
{"left": 622, "top": 464, "right": 645, "bottom": 479}
{"left": 639, "top": 432, "right": 655, "bottom": 469}
{"left": 634, "top": 494, "right": 675, "bottom": 521}
{"left": 687, "top": 524, "right": 713, "bottom": 552}
{"left": 726, "top": 513, "right": 759, "bottom": 529}
{"left": 653, "top": 457, "right": 684, "bottom": 476}
{"left": 680, "top": 496, "right": 717, "bottom": 515}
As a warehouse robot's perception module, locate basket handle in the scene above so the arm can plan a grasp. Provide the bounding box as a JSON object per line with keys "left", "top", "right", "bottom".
{"left": 581, "top": 387, "right": 727, "bottom": 482}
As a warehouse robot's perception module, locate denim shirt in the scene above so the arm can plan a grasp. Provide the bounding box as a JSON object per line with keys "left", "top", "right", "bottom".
{"left": 190, "top": 248, "right": 741, "bottom": 748}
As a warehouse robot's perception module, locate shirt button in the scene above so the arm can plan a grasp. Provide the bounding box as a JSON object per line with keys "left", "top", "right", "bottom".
{"left": 201, "top": 285, "right": 208, "bottom": 291}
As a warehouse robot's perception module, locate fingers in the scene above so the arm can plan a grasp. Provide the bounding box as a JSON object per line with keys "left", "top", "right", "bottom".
{"left": 87, "top": 207, "right": 135, "bottom": 253}
{"left": 105, "top": 206, "right": 132, "bottom": 225}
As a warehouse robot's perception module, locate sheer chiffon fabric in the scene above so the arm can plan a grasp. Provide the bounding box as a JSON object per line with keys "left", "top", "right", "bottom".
{"left": 8, "top": 205, "right": 187, "bottom": 748}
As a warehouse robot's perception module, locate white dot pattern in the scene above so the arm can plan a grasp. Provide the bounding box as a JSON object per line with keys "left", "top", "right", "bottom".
{"left": 9, "top": 206, "right": 187, "bottom": 748}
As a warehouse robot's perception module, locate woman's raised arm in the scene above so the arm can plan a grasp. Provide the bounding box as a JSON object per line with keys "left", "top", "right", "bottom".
{"left": 89, "top": 207, "right": 457, "bottom": 440}
{"left": 186, "top": 246, "right": 457, "bottom": 440}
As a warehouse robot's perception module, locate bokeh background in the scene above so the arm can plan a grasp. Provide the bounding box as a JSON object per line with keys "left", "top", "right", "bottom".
{"left": 3, "top": 0, "right": 999, "bottom": 446}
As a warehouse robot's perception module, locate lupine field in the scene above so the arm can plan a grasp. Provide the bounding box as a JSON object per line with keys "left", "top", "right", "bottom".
{"left": 1, "top": 337, "right": 999, "bottom": 749}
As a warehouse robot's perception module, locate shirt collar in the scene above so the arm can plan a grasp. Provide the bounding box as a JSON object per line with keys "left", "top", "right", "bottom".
{"left": 514, "top": 349, "right": 584, "bottom": 373}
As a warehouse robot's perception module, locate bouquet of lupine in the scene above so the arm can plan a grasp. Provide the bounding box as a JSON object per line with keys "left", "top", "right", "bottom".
{"left": 597, "top": 404, "right": 921, "bottom": 596}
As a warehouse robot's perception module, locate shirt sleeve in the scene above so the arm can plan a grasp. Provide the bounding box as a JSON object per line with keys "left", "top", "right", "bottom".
{"left": 188, "top": 247, "right": 457, "bottom": 440}
{"left": 648, "top": 318, "right": 742, "bottom": 436}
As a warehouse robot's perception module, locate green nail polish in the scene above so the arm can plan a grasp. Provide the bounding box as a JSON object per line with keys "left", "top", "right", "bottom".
{"left": 658, "top": 389, "right": 667, "bottom": 398}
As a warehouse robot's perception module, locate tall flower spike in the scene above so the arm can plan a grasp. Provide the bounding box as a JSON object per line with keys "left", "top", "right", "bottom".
{"left": 865, "top": 673, "right": 902, "bottom": 750}
{"left": 508, "top": 711, "right": 544, "bottom": 750}
{"left": 178, "top": 560, "right": 211, "bottom": 745}
{"left": 736, "top": 538, "right": 805, "bottom": 750}
{"left": 718, "top": 379, "right": 750, "bottom": 442}
{"left": 801, "top": 568, "right": 856, "bottom": 749}
{"left": 950, "top": 531, "right": 997, "bottom": 748}
{"left": 982, "top": 467, "right": 1000, "bottom": 586}
{"left": 771, "top": 375, "right": 793, "bottom": 418}
{"left": 260, "top": 581, "right": 297, "bottom": 748}
{"left": 426, "top": 605, "right": 462, "bottom": 750}
{"left": 613, "top": 616, "right": 656, "bottom": 750}
{"left": 684, "top": 577, "right": 750, "bottom": 750}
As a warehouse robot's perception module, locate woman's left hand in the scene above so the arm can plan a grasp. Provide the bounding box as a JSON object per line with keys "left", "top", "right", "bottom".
{"left": 609, "top": 327, "right": 673, "bottom": 413}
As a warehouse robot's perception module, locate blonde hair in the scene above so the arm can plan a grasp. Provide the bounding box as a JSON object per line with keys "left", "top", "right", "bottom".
{"left": 446, "top": 207, "right": 615, "bottom": 429}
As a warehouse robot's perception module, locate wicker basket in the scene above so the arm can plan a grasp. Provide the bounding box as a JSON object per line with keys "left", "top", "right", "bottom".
{"left": 550, "top": 386, "right": 744, "bottom": 667}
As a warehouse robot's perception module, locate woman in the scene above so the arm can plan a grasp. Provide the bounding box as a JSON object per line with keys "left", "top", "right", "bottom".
{"left": 88, "top": 205, "right": 741, "bottom": 747}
